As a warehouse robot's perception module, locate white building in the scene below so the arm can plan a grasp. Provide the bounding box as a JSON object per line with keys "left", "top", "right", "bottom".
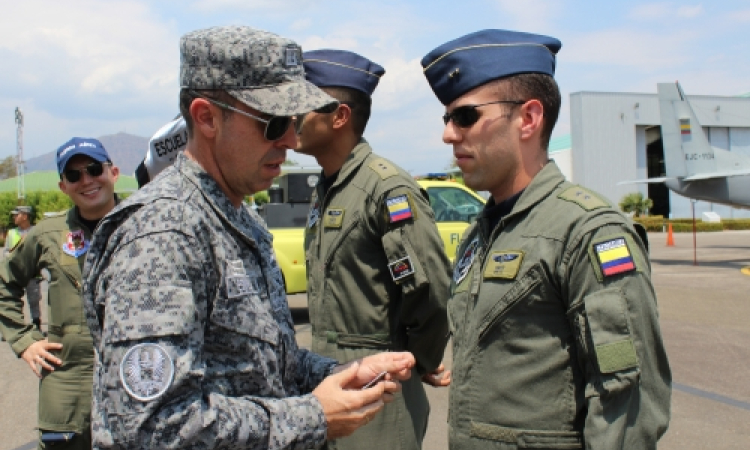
{"left": 549, "top": 90, "right": 750, "bottom": 219}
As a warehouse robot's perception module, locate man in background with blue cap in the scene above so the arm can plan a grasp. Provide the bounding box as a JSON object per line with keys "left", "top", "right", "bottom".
{"left": 83, "top": 27, "right": 416, "bottom": 450}
{"left": 421, "top": 30, "right": 671, "bottom": 449}
{"left": 0, "top": 137, "right": 120, "bottom": 449}
{"left": 296, "top": 49, "right": 452, "bottom": 450}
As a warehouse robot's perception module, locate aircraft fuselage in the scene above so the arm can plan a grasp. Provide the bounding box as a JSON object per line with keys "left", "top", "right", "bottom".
{"left": 664, "top": 176, "right": 750, "bottom": 210}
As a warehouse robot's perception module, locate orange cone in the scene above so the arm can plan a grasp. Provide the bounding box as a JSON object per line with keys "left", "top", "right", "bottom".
{"left": 666, "top": 223, "right": 675, "bottom": 247}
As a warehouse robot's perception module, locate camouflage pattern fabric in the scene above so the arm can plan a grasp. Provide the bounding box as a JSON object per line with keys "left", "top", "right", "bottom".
{"left": 180, "top": 25, "right": 336, "bottom": 117}
{"left": 83, "top": 152, "right": 338, "bottom": 450}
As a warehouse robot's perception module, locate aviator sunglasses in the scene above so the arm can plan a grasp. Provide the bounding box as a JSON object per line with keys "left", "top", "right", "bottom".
{"left": 443, "top": 100, "right": 526, "bottom": 127}
{"left": 62, "top": 161, "right": 112, "bottom": 183}
{"left": 192, "top": 92, "right": 315, "bottom": 141}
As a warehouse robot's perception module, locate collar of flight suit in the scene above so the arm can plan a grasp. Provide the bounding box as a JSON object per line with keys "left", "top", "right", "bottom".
{"left": 320, "top": 138, "right": 373, "bottom": 194}
{"left": 477, "top": 160, "right": 567, "bottom": 238}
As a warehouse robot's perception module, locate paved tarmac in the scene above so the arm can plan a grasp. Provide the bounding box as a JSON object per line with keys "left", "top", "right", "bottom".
{"left": 1, "top": 230, "right": 749, "bottom": 449}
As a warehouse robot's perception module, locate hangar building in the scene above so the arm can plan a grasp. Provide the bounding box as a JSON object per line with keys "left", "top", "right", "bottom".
{"left": 548, "top": 90, "right": 750, "bottom": 219}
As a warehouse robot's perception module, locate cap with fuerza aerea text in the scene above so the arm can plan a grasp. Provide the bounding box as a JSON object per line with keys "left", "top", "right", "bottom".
{"left": 56, "top": 137, "right": 111, "bottom": 174}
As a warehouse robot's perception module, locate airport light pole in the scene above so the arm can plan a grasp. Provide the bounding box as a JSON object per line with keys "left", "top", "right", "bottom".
{"left": 14, "top": 107, "right": 25, "bottom": 202}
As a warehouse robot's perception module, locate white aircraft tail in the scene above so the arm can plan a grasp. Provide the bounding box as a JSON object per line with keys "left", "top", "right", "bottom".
{"left": 658, "top": 82, "right": 750, "bottom": 180}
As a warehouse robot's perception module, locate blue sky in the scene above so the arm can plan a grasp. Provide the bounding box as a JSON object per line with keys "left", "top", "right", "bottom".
{"left": 1, "top": 0, "right": 749, "bottom": 174}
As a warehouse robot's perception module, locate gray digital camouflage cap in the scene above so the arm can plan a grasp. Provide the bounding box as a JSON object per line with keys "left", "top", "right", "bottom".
{"left": 180, "top": 25, "right": 336, "bottom": 117}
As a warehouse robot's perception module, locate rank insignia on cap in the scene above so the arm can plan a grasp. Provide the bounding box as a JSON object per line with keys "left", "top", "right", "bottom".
{"left": 594, "top": 237, "right": 635, "bottom": 277}
{"left": 120, "top": 343, "right": 174, "bottom": 402}
{"left": 62, "top": 229, "right": 89, "bottom": 258}
{"left": 284, "top": 45, "right": 301, "bottom": 68}
{"left": 388, "top": 256, "right": 415, "bottom": 282}
{"left": 453, "top": 237, "right": 480, "bottom": 284}
{"left": 386, "top": 194, "right": 413, "bottom": 223}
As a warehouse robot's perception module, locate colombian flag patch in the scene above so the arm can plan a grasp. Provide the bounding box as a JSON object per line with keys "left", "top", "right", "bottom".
{"left": 594, "top": 237, "right": 636, "bottom": 277}
{"left": 386, "top": 194, "right": 413, "bottom": 223}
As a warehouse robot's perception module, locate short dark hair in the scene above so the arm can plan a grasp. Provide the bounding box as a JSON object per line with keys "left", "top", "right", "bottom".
{"left": 321, "top": 87, "right": 372, "bottom": 138}
{"left": 179, "top": 89, "right": 235, "bottom": 138}
{"left": 492, "top": 74, "right": 561, "bottom": 151}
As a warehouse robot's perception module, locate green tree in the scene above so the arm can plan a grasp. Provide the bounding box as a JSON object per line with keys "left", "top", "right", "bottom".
{"left": 0, "top": 156, "right": 17, "bottom": 180}
{"left": 619, "top": 192, "right": 653, "bottom": 217}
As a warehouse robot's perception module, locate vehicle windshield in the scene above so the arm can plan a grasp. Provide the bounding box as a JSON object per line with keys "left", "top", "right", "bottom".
{"left": 427, "top": 187, "right": 485, "bottom": 223}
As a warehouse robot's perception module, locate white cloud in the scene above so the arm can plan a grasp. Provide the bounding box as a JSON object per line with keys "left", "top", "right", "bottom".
{"left": 628, "top": 2, "right": 704, "bottom": 20}
{"left": 290, "top": 18, "right": 313, "bottom": 32}
{"left": 189, "top": 0, "right": 318, "bottom": 12}
{"left": 563, "top": 28, "right": 695, "bottom": 70}
{"left": 677, "top": 4, "right": 703, "bottom": 18}
{"left": 493, "top": 0, "right": 562, "bottom": 32}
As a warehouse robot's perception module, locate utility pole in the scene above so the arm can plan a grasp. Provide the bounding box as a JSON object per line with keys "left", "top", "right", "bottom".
{"left": 15, "top": 107, "right": 24, "bottom": 203}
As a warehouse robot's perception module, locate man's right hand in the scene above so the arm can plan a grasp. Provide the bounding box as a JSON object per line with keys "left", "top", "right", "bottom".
{"left": 313, "top": 362, "right": 399, "bottom": 440}
{"left": 20, "top": 339, "right": 63, "bottom": 378}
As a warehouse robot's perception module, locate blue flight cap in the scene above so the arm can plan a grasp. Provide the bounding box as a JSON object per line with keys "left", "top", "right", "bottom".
{"left": 303, "top": 49, "right": 385, "bottom": 96}
{"left": 56, "top": 137, "right": 111, "bottom": 174}
{"left": 421, "top": 29, "right": 562, "bottom": 105}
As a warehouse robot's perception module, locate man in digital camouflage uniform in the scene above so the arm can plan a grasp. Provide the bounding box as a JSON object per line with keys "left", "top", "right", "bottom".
{"left": 0, "top": 137, "right": 120, "bottom": 449}
{"left": 420, "top": 30, "right": 672, "bottom": 449}
{"left": 295, "top": 49, "right": 452, "bottom": 450}
{"left": 4, "top": 205, "right": 43, "bottom": 332}
{"left": 83, "top": 26, "right": 416, "bottom": 450}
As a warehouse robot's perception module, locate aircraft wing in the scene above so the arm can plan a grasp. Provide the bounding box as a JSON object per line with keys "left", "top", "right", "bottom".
{"left": 617, "top": 177, "right": 673, "bottom": 185}
{"left": 683, "top": 169, "right": 750, "bottom": 181}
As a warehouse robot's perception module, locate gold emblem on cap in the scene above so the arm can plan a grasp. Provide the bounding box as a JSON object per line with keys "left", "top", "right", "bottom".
{"left": 448, "top": 68, "right": 460, "bottom": 79}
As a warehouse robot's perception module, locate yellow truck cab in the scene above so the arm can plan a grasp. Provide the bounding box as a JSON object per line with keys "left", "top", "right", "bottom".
{"left": 263, "top": 172, "right": 486, "bottom": 294}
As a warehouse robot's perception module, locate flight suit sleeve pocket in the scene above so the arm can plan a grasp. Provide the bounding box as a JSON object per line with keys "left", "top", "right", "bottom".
{"left": 583, "top": 288, "right": 640, "bottom": 393}
{"left": 381, "top": 227, "right": 427, "bottom": 291}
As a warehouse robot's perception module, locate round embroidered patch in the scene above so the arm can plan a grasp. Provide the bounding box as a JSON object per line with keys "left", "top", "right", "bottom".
{"left": 120, "top": 343, "right": 175, "bottom": 402}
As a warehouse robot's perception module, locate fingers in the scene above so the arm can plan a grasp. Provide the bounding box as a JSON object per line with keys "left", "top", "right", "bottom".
{"left": 421, "top": 364, "right": 452, "bottom": 387}
{"left": 20, "top": 340, "right": 63, "bottom": 378}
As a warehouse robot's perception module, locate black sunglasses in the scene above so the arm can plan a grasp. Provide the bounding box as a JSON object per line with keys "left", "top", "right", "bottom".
{"left": 63, "top": 161, "right": 111, "bottom": 183}
{"left": 443, "top": 100, "right": 525, "bottom": 127}
{"left": 191, "top": 92, "right": 300, "bottom": 141}
{"left": 313, "top": 102, "right": 344, "bottom": 114}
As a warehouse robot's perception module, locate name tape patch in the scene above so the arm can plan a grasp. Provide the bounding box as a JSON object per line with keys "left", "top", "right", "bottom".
{"left": 323, "top": 208, "right": 345, "bottom": 228}
{"left": 483, "top": 251, "right": 524, "bottom": 279}
{"left": 386, "top": 194, "right": 413, "bottom": 223}
{"left": 594, "top": 237, "right": 635, "bottom": 277}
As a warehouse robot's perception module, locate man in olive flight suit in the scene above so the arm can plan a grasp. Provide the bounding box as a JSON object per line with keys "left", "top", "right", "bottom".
{"left": 4, "top": 205, "right": 43, "bottom": 332}
{"left": 421, "top": 30, "right": 672, "bottom": 449}
{"left": 0, "top": 137, "right": 120, "bottom": 449}
{"left": 296, "top": 49, "right": 452, "bottom": 450}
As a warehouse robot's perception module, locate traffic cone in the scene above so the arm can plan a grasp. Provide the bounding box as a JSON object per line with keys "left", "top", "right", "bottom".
{"left": 666, "top": 223, "right": 675, "bottom": 247}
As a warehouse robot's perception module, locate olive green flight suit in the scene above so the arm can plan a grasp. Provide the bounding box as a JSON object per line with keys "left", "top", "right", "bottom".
{"left": 0, "top": 209, "right": 94, "bottom": 450}
{"left": 305, "top": 140, "right": 451, "bottom": 450}
{"left": 447, "top": 162, "right": 671, "bottom": 449}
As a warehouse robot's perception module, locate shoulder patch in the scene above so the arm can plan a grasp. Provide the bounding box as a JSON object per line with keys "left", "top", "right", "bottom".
{"left": 386, "top": 194, "right": 413, "bottom": 223}
{"left": 120, "top": 343, "right": 174, "bottom": 402}
{"left": 558, "top": 186, "right": 609, "bottom": 211}
{"left": 592, "top": 237, "right": 636, "bottom": 277}
{"left": 368, "top": 158, "right": 399, "bottom": 180}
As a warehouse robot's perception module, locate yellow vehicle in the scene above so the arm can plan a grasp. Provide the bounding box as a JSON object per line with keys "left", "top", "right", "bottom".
{"left": 268, "top": 177, "right": 486, "bottom": 294}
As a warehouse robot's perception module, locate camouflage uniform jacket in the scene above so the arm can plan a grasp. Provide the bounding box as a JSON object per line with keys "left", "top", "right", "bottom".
{"left": 0, "top": 209, "right": 94, "bottom": 434}
{"left": 83, "top": 152, "right": 338, "bottom": 450}
{"left": 447, "top": 162, "right": 671, "bottom": 449}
